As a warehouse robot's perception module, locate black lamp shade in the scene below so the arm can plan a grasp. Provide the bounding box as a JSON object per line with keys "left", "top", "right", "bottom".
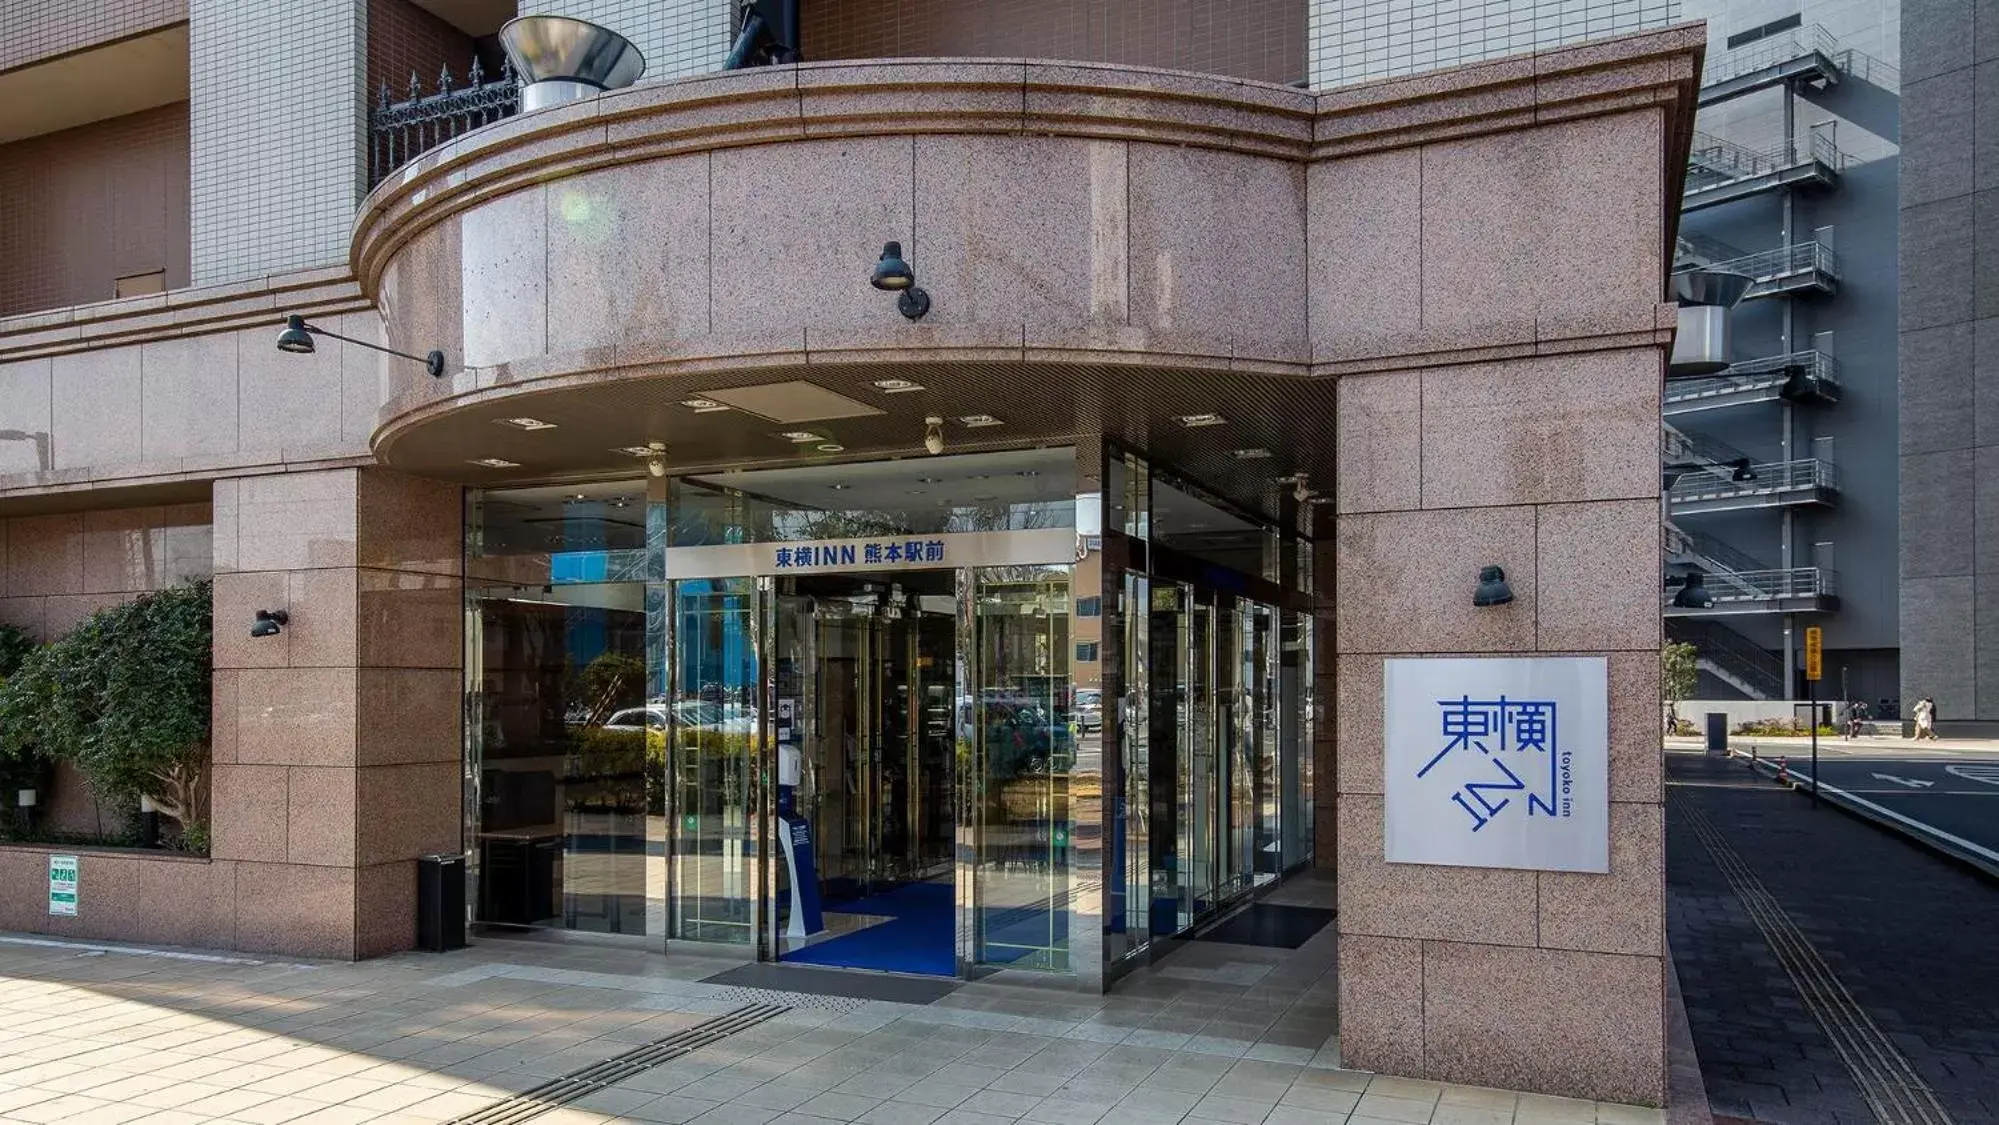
{"left": 276, "top": 315, "right": 316, "bottom": 355}
{"left": 872, "top": 242, "right": 915, "bottom": 290}
{"left": 1672, "top": 573, "right": 1715, "bottom": 609}
{"left": 1473, "top": 565, "right": 1514, "bottom": 607}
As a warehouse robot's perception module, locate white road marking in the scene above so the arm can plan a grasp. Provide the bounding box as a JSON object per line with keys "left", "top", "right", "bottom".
{"left": 1870, "top": 773, "right": 1936, "bottom": 788}
{"left": 1945, "top": 764, "right": 1999, "bottom": 788}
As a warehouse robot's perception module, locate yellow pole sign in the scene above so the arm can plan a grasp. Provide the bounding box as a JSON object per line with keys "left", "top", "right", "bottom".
{"left": 1804, "top": 626, "right": 1823, "bottom": 682}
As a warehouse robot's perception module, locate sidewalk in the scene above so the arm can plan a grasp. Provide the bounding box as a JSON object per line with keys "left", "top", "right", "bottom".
{"left": 0, "top": 875, "right": 1668, "bottom": 1125}
{"left": 1666, "top": 748, "right": 1999, "bottom": 1124}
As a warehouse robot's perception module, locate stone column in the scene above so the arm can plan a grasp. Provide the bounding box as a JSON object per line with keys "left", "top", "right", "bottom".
{"left": 1320, "top": 109, "right": 1672, "bottom": 1103}
{"left": 210, "top": 467, "right": 462, "bottom": 959}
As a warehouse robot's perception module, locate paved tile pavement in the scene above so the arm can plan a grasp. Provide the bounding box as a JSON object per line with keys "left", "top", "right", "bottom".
{"left": 1667, "top": 748, "right": 1999, "bottom": 1124}
{"left": 0, "top": 873, "right": 1665, "bottom": 1125}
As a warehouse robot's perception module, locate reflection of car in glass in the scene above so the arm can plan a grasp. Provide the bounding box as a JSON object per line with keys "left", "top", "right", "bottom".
{"left": 983, "top": 700, "right": 1076, "bottom": 778}
{"left": 1074, "top": 688, "right": 1103, "bottom": 732}
{"left": 603, "top": 702, "right": 759, "bottom": 733}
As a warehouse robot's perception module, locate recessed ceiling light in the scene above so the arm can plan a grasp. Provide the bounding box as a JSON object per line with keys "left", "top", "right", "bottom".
{"left": 1271, "top": 473, "right": 1305, "bottom": 484}
{"left": 959, "top": 414, "right": 1003, "bottom": 428}
{"left": 1174, "top": 413, "right": 1226, "bottom": 428}
{"left": 818, "top": 443, "right": 845, "bottom": 453}
{"left": 918, "top": 476, "right": 942, "bottom": 484}
{"left": 830, "top": 483, "right": 850, "bottom": 491}
{"left": 496, "top": 417, "right": 558, "bottom": 431}
{"left": 1017, "top": 470, "right": 1040, "bottom": 478}
{"left": 611, "top": 446, "right": 655, "bottom": 457}
{"left": 872, "top": 379, "right": 925, "bottom": 393}
{"left": 779, "top": 431, "right": 825, "bottom": 443}
{"left": 907, "top": 489, "right": 926, "bottom": 495}
{"left": 569, "top": 493, "right": 588, "bottom": 501}
{"left": 1231, "top": 448, "right": 1273, "bottom": 460}
{"left": 467, "top": 458, "right": 521, "bottom": 469}
{"left": 682, "top": 399, "right": 730, "bottom": 413}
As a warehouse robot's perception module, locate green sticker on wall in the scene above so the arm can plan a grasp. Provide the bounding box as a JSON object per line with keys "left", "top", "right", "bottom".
{"left": 683, "top": 814, "right": 698, "bottom": 832}
{"left": 1053, "top": 828, "right": 1069, "bottom": 848}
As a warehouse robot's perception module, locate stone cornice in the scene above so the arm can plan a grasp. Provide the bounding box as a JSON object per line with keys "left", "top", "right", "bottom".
{"left": 0, "top": 267, "right": 371, "bottom": 363}
{"left": 350, "top": 25, "right": 1706, "bottom": 297}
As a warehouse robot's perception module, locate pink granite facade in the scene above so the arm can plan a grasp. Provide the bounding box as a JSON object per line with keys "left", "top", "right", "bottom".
{"left": 0, "top": 27, "right": 1701, "bottom": 1104}
{"left": 210, "top": 466, "right": 464, "bottom": 960}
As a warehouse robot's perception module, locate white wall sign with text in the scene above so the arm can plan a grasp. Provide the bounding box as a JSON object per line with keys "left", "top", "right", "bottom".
{"left": 662, "top": 528, "right": 1077, "bottom": 579}
{"left": 1383, "top": 656, "right": 1609, "bottom": 873}
{"left": 48, "top": 854, "right": 77, "bottom": 916}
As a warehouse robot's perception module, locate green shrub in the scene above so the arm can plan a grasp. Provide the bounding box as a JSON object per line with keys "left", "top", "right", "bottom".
{"left": 0, "top": 581, "right": 212, "bottom": 851}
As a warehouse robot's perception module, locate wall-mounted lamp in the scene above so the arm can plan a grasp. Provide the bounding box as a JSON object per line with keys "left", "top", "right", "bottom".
{"left": 923, "top": 416, "right": 945, "bottom": 455}
{"left": 1671, "top": 570, "right": 1716, "bottom": 609}
{"left": 872, "top": 242, "right": 931, "bottom": 319}
{"left": 1473, "top": 565, "right": 1514, "bottom": 607}
{"left": 645, "top": 441, "right": 668, "bottom": 478}
{"left": 278, "top": 315, "right": 445, "bottom": 378}
{"left": 250, "top": 609, "right": 289, "bottom": 638}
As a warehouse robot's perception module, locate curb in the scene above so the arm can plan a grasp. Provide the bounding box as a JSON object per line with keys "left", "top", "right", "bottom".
{"left": 1727, "top": 751, "right": 1999, "bottom": 882}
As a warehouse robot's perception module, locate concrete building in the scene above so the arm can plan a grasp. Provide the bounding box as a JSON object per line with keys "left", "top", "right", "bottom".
{"left": 0, "top": 1, "right": 1701, "bottom": 1104}
{"left": 1664, "top": 0, "right": 1903, "bottom": 714}
{"left": 1897, "top": 0, "right": 1999, "bottom": 735}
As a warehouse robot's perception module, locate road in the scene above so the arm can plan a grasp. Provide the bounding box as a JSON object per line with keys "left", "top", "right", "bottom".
{"left": 1671, "top": 737, "right": 1999, "bottom": 857}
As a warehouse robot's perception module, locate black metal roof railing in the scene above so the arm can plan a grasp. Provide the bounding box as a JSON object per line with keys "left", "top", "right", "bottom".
{"left": 369, "top": 58, "right": 520, "bottom": 191}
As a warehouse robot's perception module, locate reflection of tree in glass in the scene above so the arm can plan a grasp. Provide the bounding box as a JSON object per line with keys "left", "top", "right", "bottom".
{"left": 577, "top": 651, "right": 645, "bottom": 726}
{"left": 668, "top": 478, "right": 1070, "bottom": 544}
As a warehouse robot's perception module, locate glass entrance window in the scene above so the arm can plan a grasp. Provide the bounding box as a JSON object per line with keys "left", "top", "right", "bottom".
{"left": 669, "top": 579, "right": 760, "bottom": 943}
{"left": 770, "top": 573, "right": 959, "bottom": 976}
{"left": 972, "top": 565, "right": 1073, "bottom": 971}
{"left": 465, "top": 480, "right": 660, "bottom": 939}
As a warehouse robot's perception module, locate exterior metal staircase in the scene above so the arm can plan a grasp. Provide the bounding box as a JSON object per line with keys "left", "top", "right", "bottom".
{"left": 1669, "top": 619, "right": 1788, "bottom": 701}
{"left": 1664, "top": 349, "right": 1841, "bottom": 416}
{"left": 1699, "top": 24, "right": 1843, "bottom": 107}
{"left": 1685, "top": 128, "right": 1844, "bottom": 212}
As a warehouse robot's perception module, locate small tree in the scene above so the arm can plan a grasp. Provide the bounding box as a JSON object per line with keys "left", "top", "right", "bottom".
{"left": 0, "top": 581, "right": 212, "bottom": 850}
{"left": 1663, "top": 641, "right": 1698, "bottom": 733}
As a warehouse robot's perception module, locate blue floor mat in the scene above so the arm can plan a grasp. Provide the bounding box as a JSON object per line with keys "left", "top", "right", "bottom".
{"left": 782, "top": 881, "right": 957, "bottom": 976}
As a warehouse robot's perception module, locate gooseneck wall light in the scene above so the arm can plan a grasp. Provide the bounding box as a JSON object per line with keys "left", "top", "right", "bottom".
{"left": 250, "top": 609, "right": 289, "bottom": 638}
{"left": 277, "top": 315, "right": 446, "bottom": 378}
{"left": 872, "top": 242, "right": 932, "bottom": 320}
{"left": 1672, "top": 570, "right": 1717, "bottom": 609}
{"left": 1473, "top": 565, "right": 1514, "bottom": 607}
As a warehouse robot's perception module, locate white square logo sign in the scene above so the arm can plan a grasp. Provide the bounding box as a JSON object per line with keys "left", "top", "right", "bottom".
{"left": 1384, "top": 657, "right": 1609, "bottom": 873}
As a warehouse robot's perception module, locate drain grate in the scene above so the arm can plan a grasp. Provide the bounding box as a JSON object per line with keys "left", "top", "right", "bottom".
{"left": 447, "top": 1003, "right": 789, "bottom": 1125}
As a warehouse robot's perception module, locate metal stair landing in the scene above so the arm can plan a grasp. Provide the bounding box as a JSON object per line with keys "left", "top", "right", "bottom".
{"left": 1665, "top": 350, "right": 1842, "bottom": 415}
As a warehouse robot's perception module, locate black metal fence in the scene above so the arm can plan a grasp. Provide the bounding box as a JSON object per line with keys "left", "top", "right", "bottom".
{"left": 369, "top": 59, "right": 521, "bottom": 191}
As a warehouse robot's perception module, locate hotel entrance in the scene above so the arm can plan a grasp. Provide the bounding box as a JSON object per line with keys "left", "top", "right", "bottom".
{"left": 770, "top": 572, "right": 958, "bottom": 975}
{"left": 462, "top": 444, "right": 1313, "bottom": 988}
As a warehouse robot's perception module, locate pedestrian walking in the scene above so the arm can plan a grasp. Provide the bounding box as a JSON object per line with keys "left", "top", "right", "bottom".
{"left": 1913, "top": 696, "right": 1938, "bottom": 741}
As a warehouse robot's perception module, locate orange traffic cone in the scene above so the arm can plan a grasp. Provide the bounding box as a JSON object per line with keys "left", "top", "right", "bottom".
{"left": 1776, "top": 756, "right": 1791, "bottom": 787}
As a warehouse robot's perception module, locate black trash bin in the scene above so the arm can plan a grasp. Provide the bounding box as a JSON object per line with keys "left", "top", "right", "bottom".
{"left": 1704, "top": 712, "right": 1727, "bottom": 754}
{"left": 417, "top": 853, "right": 467, "bottom": 952}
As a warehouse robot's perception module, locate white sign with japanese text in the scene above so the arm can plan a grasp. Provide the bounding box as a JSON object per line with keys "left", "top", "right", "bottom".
{"left": 1384, "top": 657, "right": 1609, "bottom": 873}
{"left": 48, "top": 854, "right": 77, "bottom": 916}
{"left": 661, "top": 528, "right": 1077, "bottom": 579}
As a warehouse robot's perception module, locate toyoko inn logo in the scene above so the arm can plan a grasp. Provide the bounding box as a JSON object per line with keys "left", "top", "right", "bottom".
{"left": 1383, "top": 657, "right": 1609, "bottom": 874}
